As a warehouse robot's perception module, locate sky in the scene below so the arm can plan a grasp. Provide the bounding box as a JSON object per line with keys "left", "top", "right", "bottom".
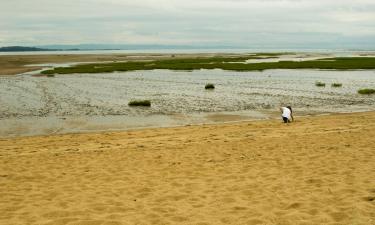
{"left": 1, "top": 0, "right": 375, "bottom": 49}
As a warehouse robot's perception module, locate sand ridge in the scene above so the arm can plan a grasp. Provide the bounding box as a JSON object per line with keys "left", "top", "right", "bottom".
{"left": 0, "top": 112, "right": 375, "bottom": 225}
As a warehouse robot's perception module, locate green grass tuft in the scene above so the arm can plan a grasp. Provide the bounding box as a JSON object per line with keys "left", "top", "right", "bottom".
{"left": 331, "top": 83, "right": 342, "bottom": 87}
{"left": 315, "top": 81, "right": 326, "bottom": 87}
{"left": 128, "top": 100, "right": 151, "bottom": 107}
{"left": 358, "top": 89, "right": 375, "bottom": 95}
{"left": 205, "top": 83, "right": 215, "bottom": 89}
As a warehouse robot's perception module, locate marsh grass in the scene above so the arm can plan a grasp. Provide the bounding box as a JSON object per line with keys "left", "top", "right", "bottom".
{"left": 315, "top": 81, "right": 326, "bottom": 87}
{"left": 41, "top": 57, "right": 375, "bottom": 75}
{"left": 128, "top": 100, "right": 151, "bottom": 107}
{"left": 205, "top": 83, "right": 215, "bottom": 89}
{"left": 358, "top": 89, "right": 375, "bottom": 95}
{"left": 331, "top": 83, "right": 343, "bottom": 87}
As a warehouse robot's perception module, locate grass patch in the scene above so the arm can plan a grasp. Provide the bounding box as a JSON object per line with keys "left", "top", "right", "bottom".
{"left": 358, "top": 89, "right": 375, "bottom": 95}
{"left": 315, "top": 81, "right": 326, "bottom": 87}
{"left": 128, "top": 100, "right": 151, "bottom": 107}
{"left": 205, "top": 83, "right": 215, "bottom": 89}
{"left": 331, "top": 83, "right": 343, "bottom": 87}
{"left": 41, "top": 57, "right": 375, "bottom": 75}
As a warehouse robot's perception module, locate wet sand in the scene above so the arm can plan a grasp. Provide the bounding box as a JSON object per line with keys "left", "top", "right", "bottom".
{"left": 1, "top": 111, "right": 374, "bottom": 225}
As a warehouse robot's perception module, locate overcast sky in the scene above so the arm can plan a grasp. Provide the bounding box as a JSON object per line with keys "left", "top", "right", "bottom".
{"left": 1, "top": 0, "right": 375, "bottom": 49}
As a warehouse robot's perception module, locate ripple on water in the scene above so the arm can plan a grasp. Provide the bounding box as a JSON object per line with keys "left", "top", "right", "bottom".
{"left": 1, "top": 69, "right": 374, "bottom": 137}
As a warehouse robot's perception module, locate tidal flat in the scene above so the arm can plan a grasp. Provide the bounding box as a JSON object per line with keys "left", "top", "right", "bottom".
{"left": 1, "top": 68, "right": 374, "bottom": 137}
{"left": 41, "top": 56, "right": 375, "bottom": 74}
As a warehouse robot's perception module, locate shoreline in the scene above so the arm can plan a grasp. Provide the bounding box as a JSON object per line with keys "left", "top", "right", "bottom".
{"left": 1, "top": 111, "right": 374, "bottom": 224}
{"left": 1, "top": 109, "right": 374, "bottom": 139}
{"left": 1, "top": 110, "right": 373, "bottom": 141}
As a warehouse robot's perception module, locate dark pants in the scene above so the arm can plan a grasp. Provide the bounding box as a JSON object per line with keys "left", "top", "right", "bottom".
{"left": 282, "top": 117, "right": 289, "bottom": 123}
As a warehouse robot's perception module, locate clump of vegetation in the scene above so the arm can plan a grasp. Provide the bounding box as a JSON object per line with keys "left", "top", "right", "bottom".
{"left": 128, "top": 100, "right": 151, "bottom": 107}
{"left": 315, "top": 81, "right": 326, "bottom": 87}
{"left": 331, "top": 83, "right": 342, "bottom": 87}
{"left": 46, "top": 74, "right": 55, "bottom": 77}
{"left": 358, "top": 89, "right": 375, "bottom": 95}
{"left": 205, "top": 83, "right": 215, "bottom": 89}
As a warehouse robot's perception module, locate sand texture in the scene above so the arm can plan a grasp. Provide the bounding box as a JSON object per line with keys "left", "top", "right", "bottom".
{"left": 1, "top": 112, "right": 375, "bottom": 225}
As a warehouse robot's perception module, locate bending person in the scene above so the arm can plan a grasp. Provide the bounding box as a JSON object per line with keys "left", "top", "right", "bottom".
{"left": 280, "top": 106, "right": 294, "bottom": 123}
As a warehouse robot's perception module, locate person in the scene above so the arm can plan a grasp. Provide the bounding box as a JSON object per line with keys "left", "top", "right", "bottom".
{"left": 280, "top": 106, "right": 294, "bottom": 123}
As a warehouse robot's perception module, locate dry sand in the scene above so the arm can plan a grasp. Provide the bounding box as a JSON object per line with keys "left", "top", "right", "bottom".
{"left": 1, "top": 112, "right": 375, "bottom": 225}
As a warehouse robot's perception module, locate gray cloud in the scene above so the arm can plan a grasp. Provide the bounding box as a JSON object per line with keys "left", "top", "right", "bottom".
{"left": 0, "top": 0, "right": 374, "bottom": 49}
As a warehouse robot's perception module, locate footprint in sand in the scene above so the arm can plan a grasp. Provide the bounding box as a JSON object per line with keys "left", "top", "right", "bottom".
{"left": 363, "top": 196, "right": 375, "bottom": 202}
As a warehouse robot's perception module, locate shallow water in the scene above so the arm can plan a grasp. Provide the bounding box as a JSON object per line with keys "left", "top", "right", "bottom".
{"left": 1, "top": 69, "right": 375, "bottom": 137}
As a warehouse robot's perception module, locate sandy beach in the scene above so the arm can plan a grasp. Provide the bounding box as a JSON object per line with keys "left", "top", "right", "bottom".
{"left": 1, "top": 111, "right": 374, "bottom": 225}
{"left": 3, "top": 0, "right": 375, "bottom": 224}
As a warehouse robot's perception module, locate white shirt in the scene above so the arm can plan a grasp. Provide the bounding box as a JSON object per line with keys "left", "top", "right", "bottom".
{"left": 281, "top": 107, "right": 291, "bottom": 119}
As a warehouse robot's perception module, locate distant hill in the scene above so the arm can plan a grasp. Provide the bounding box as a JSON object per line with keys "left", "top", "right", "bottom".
{"left": 0, "top": 46, "right": 54, "bottom": 52}
{"left": 0, "top": 44, "right": 206, "bottom": 52}
{"left": 38, "top": 44, "right": 241, "bottom": 50}
{"left": 0, "top": 44, "right": 246, "bottom": 52}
